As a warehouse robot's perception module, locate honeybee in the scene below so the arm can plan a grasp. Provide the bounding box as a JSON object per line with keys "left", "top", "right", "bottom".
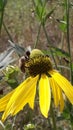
{"left": 19, "top": 46, "right": 31, "bottom": 73}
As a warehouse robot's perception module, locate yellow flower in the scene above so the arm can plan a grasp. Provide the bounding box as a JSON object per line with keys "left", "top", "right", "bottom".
{"left": 0, "top": 49, "right": 73, "bottom": 122}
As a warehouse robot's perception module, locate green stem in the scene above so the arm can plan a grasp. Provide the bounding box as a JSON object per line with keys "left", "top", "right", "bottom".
{"left": 11, "top": 115, "right": 16, "bottom": 130}
{"left": 66, "top": 0, "right": 73, "bottom": 84}
{"left": 34, "top": 23, "right": 41, "bottom": 48}
{"left": 0, "top": 7, "right": 5, "bottom": 33}
{"left": 65, "top": 0, "right": 73, "bottom": 129}
{"left": 59, "top": 32, "right": 65, "bottom": 73}
{"left": 50, "top": 103, "right": 57, "bottom": 130}
{"left": 48, "top": 118, "right": 52, "bottom": 130}
{"left": 32, "top": 0, "right": 57, "bottom": 70}
{"left": 0, "top": 120, "right": 5, "bottom": 129}
{"left": 3, "top": 21, "right": 14, "bottom": 42}
{"left": 43, "top": 25, "right": 58, "bottom": 69}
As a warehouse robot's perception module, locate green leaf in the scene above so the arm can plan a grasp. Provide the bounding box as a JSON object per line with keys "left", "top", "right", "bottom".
{"left": 59, "top": 20, "right": 67, "bottom": 32}
{"left": 4, "top": 123, "right": 12, "bottom": 130}
{"left": 0, "top": 0, "right": 7, "bottom": 11}
{"left": 33, "top": 0, "right": 47, "bottom": 24}
{"left": 57, "top": 11, "right": 67, "bottom": 32}
{"left": 44, "top": 7, "right": 56, "bottom": 23}
{"left": 43, "top": 46, "right": 70, "bottom": 58}
{"left": 0, "top": 0, "right": 3, "bottom": 9}
{"left": 62, "top": 108, "right": 70, "bottom": 120}
{"left": 34, "top": 0, "right": 55, "bottom": 25}
{"left": 7, "top": 79, "right": 19, "bottom": 89}
{"left": 24, "top": 123, "right": 35, "bottom": 130}
{"left": 4, "top": 65, "right": 20, "bottom": 88}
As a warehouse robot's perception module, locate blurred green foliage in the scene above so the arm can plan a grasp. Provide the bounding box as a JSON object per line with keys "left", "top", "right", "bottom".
{"left": 0, "top": 0, "right": 7, "bottom": 32}
{"left": 3, "top": 65, "right": 20, "bottom": 89}
{"left": 0, "top": 0, "right": 73, "bottom": 130}
{"left": 24, "top": 123, "right": 35, "bottom": 130}
{"left": 33, "top": 0, "right": 55, "bottom": 25}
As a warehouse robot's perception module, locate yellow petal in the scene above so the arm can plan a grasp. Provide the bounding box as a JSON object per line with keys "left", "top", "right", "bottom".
{"left": 12, "top": 80, "right": 37, "bottom": 115}
{"left": 50, "top": 77, "right": 64, "bottom": 111}
{"left": 58, "top": 87, "right": 64, "bottom": 112}
{"left": 39, "top": 74, "right": 51, "bottom": 118}
{"left": 28, "top": 81, "right": 37, "bottom": 109}
{"left": 49, "top": 78, "right": 59, "bottom": 107}
{"left": 51, "top": 71, "right": 73, "bottom": 104}
{"left": 0, "top": 90, "right": 15, "bottom": 111}
{"left": 2, "top": 75, "right": 39, "bottom": 121}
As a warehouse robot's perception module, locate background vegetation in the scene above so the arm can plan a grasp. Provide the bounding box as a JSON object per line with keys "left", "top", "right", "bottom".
{"left": 0, "top": 0, "right": 73, "bottom": 130}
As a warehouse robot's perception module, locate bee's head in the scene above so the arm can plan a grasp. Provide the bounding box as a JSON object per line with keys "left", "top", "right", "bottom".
{"left": 25, "top": 46, "right": 31, "bottom": 59}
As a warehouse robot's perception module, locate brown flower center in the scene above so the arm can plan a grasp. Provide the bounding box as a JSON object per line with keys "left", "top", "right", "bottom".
{"left": 25, "top": 55, "right": 53, "bottom": 77}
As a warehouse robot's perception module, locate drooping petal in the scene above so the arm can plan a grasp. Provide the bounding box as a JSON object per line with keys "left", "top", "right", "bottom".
{"left": 12, "top": 80, "right": 37, "bottom": 116}
{"left": 28, "top": 81, "right": 37, "bottom": 109}
{"left": 50, "top": 77, "right": 64, "bottom": 111}
{"left": 39, "top": 74, "right": 51, "bottom": 118}
{"left": 2, "top": 75, "right": 39, "bottom": 121}
{"left": 58, "top": 87, "right": 64, "bottom": 112}
{"left": 55, "top": 82, "right": 64, "bottom": 111}
{"left": 0, "top": 90, "right": 15, "bottom": 111}
{"left": 49, "top": 78, "right": 59, "bottom": 107}
{"left": 50, "top": 70, "right": 73, "bottom": 104}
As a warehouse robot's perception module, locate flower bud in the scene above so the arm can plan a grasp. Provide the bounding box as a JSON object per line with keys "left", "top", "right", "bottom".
{"left": 30, "top": 49, "right": 44, "bottom": 58}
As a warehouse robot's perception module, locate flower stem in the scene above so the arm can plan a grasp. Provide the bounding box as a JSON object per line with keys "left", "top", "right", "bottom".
{"left": 0, "top": 120, "right": 5, "bottom": 129}
{"left": 65, "top": 0, "right": 73, "bottom": 128}
{"left": 43, "top": 25, "right": 58, "bottom": 70}
{"left": 65, "top": 0, "right": 73, "bottom": 84}
{"left": 50, "top": 103, "right": 57, "bottom": 130}
{"left": 3, "top": 21, "right": 14, "bottom": 42}
{"left": 11, "top": 115, "right": 16, "bottom": 130}
{"left": 34, "top": 23, "right": 41, "bottom": 48}
{"left": 0, "top": 8, "right": 4, "bottom": 33}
